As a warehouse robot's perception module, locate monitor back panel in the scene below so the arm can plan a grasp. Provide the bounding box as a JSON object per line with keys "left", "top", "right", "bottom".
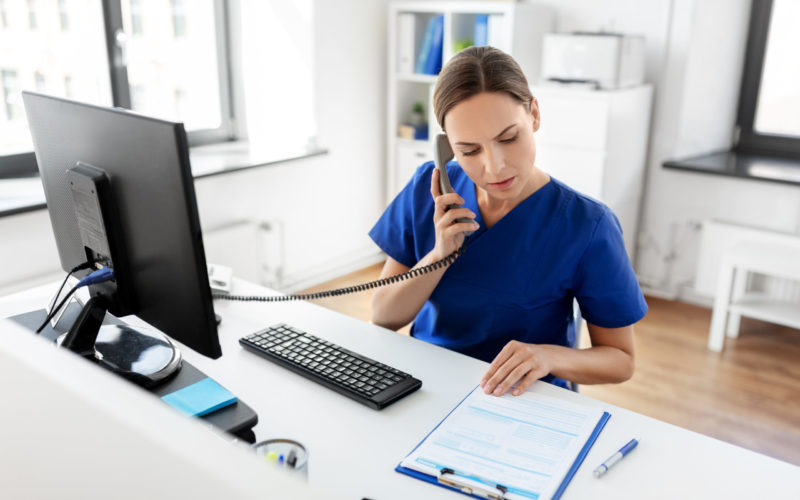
{"left": 23, "top": 92, "right": 221, "bottom": 358}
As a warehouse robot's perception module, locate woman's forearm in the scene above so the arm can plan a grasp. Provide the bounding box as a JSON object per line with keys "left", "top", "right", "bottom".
{"left": 370, "top": 251, "right": 450, "bottom": 331}
{"left": 542, "top": 344, "right": 634, "bottom": 384}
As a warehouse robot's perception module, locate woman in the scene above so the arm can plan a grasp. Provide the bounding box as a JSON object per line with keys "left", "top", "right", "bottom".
{"left": 369, "top": 46, "right": 647, "bottom": 396}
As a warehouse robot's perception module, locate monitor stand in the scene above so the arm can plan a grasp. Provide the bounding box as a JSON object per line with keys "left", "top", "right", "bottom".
{"left": 8, "top": 301, "right": 259, "bottom": 443}
{"left": 56, "top": 295, "right": 182, "bottom": 388}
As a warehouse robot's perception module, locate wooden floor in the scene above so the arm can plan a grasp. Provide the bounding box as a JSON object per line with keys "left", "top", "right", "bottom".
{"left": 301, "top": 262, "right": 800, "bottom": 466}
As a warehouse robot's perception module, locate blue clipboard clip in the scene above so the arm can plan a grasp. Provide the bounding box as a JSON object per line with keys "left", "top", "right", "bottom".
{"left": 437, "top": 467, "right": 508, "bottom": 500}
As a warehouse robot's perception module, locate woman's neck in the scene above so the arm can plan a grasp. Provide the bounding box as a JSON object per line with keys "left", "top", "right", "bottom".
{"left": 476, "top": 167, "right": 550, "bottom": 228}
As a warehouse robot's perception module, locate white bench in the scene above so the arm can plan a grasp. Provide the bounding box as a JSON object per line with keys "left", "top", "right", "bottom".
{"left": 708, "top": 240, "right": 800, "bottom": 351}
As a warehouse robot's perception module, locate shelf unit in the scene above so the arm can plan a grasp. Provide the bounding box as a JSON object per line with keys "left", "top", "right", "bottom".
{"left": 386, "top": 1, "right": 554, "bottom": 202}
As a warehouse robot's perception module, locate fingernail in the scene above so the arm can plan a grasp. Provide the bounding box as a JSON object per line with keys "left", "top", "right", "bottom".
{"left": 513, "top": 390, "right": 520, "bottom": 396}
{"left": 493, "top": 387, "right": 503, "bottom": 396}
{"left": 484, "top": 385, "right": 492, "bottom": 394}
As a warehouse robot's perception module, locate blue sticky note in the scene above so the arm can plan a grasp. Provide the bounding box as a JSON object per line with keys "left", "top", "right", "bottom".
{"left": 161, "top": 377, "right": 238, "bottom": 417}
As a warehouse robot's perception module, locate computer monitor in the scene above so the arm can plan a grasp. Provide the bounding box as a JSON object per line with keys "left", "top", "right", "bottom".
{"left": 22, "top": 92, "right": 222, "bottom": 361}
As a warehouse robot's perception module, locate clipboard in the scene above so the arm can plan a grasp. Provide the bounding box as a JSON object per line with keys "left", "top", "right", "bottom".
{"left": 395, "top": 386, "right": 611, "bottom": 500}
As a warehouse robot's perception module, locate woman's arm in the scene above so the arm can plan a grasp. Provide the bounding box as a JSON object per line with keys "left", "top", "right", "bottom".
{"left": 370, "top": 254, "right": 449, "bottom": 331}
{"left": 371, "top": 168, "right": 479, "bottom": 331}
{"left": 480, "top": 323, "right": 635, "bottom": 396}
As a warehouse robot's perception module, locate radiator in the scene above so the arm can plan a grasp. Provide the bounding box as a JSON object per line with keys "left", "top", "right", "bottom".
{"left": 695, "top": 220, "right": 800, "bottom": 300}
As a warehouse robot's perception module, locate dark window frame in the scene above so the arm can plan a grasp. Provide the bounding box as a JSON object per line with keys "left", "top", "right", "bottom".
{"left": 735, "top": 0, "right": 800, "bottom": 157}
{"left": 0, "top": 0, "right": 236, "bottom": 178}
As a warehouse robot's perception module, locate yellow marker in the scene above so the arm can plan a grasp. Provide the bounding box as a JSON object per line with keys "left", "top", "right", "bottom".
{"left": 266, "top": 451, "right": 279, "bottom": 462}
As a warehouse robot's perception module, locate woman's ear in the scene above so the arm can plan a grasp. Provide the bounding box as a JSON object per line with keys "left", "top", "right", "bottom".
{"left": 530, "top": 97, "right": 541, "bottom": 133}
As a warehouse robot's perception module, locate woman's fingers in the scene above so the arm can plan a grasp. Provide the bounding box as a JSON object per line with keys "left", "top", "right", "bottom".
{"left": 433, "top": 192, "right": 465, "bottom": 218}
{"left": 429, "top": 167, "right": 476, "bottom": 258}
{"left": 494, "top": 361, "right": 534, "bottom": 396}
{"left": 436, "top": 207, "right": 476, "bottom": 228}
{"left": 430, "top": 167, "right": 441, "bottom": 197}
{"left": 482, "top": 341, "right": 553, "bottom": 396}
{"left": 482, "top": 342, "right": 516, "bottom": 388}
{"left": 512, "top": 370, "right": 543, "bottom": 396}
{"left": 483, "top": 346, "right": 526, "bottom": 394}
{"left": 442, "top": 221, "right": 479, "bottom": 241}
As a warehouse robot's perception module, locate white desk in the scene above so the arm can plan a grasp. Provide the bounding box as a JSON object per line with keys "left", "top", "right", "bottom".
{"left": 2, "top": 278, "right": 799, "bottom": 500}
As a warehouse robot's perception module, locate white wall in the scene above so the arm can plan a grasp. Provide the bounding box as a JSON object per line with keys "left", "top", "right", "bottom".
{"left": 196, "top": 0, "right": 390, "bottom": 291}
{"left": 635, "top": 0, "right": 800, "bottom": 302}
{"left": 0, "top": 210, "right": 60, "bottom": 296}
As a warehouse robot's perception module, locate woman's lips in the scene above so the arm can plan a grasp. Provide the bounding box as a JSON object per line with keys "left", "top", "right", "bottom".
{"left": 488, "top": 177, "right": 515, "bottom": 190}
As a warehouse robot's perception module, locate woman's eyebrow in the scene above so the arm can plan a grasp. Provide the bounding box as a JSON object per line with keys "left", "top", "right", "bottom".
{"left": 454, "top": 124, "right": 517, "bottom": 146}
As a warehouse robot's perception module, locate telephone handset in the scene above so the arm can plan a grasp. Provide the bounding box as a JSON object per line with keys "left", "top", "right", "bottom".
{"left": 215, "top": 136, "right": 471, "bottom": 304}
{"left": 435, "top": 134, "right": 475, "bottom": 236}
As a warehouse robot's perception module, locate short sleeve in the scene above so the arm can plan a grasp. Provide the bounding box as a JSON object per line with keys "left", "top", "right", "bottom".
{"left": 368, "top": 164, "right": 427, "bottom": 268}
{"left": 573, "top": 209, "right": 648, "bottom": 328}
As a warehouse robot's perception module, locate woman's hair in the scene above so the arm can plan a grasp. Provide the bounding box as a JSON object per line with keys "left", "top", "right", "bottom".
{"left": 433, "top": 46, "right": 532, "bottom": 130}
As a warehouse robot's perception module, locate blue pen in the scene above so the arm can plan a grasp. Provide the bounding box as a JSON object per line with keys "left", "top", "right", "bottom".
{"left": 593, "top": 437, "right": 640, "bottom": 477}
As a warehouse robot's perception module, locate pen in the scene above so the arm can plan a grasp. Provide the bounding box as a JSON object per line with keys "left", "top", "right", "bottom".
{"left": 593, "top": 437, "right": 639, "bottom": 477}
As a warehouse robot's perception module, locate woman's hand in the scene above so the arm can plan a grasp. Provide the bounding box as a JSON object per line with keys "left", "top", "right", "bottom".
{"left": 480, "top": 341, "right": 553, "bottom": 396}
{"left": 430, "top": 168, "right": 479, "bottom": 260}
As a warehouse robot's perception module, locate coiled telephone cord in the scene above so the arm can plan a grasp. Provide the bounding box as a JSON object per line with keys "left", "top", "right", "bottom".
{"left": 214, "top": 238, "right": 469, "bottom": 303}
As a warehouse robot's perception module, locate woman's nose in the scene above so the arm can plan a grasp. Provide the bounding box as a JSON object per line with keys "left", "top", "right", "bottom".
{"left": 484, "top": 146, "right": 503, "bottom": 175}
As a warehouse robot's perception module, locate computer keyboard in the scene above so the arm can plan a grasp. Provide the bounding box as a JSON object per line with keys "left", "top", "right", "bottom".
{"left": 239, "top": 323, "right": 422, "bottom": 410}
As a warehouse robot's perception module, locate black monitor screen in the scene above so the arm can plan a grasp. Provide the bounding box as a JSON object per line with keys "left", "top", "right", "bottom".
{"left": 23, "top": 92, "right": 221, "bottom": 358}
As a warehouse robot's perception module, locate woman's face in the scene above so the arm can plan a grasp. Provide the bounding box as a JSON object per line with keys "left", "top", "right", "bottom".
{"left": 444, "top": 91, "right": 540, "bottom": 204}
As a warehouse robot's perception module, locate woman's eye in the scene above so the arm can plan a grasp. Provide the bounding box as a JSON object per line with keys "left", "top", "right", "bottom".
{"left": 500, "top": 134, "right": 518, "bottom": 144}
{"left": 461, "top": 149, "right": 479, "bottom": 156}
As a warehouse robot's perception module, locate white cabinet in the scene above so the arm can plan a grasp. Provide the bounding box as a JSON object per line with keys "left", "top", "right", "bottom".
{"left": 386, "top": 1, "right": 554, "bottom": 201}
{"left": 532, "top": 85, "right": 653, "bottom": 259}
{"left": 394, "top": 139, "right": 431, "bottom": 193}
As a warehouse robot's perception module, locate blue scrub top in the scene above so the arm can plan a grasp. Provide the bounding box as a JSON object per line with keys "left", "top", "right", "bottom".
{"left": 369, "top": 161, "right": 648, "bottom": 389}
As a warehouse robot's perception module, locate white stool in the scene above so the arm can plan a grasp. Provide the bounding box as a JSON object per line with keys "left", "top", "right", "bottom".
{"left": 708, "top": 240, "right": 800, "bottom": 351}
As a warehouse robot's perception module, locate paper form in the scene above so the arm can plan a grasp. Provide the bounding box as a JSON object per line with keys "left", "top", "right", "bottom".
{"left": 400, "top": 385, "right": 606, "bottom": 500}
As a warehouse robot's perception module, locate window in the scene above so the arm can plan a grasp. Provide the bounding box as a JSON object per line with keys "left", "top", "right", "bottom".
{"left": 119, "top": 0, "right": 230, "bottom": 136}
{"left": 34, "top": 72, "right": 45, "bottom": 92}
{"left": 736, "top": 0, "right": 800, "bottom": 156}
{"left": 0, "top": 0, "right": 234, "bottom": 174}
{"left": 1, "top": 70, "right": 21, "bottom": 120}
{"left": 171, "top": 0, "right": 186, "bottom": 38}
{"left": 27, "top": 0, "right": 36, "bottom": 30}
{"left": 63, "top": 75, "right": 73, "bottom": 98}
{"left": 129, "top": 84, "right": 145, "bottom": 109}
{"left": 59, "top": 0, "right": 69, "bottom": 31}
{"left": 174, "top": 87, "right": 188, "bottom": 120}
{"left": 0, "top": 4, "right": 109, "bottom": 157}
{"left": 129, "top": 0, "right": 142, "bottom": 35}
{"left": 0, "top": 0, "right": 7, "bottom": 29}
